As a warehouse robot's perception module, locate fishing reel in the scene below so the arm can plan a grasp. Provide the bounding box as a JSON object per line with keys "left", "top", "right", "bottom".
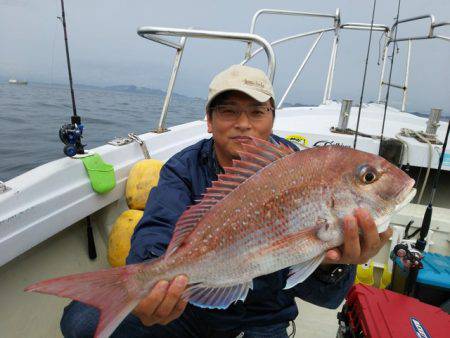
{"left": 59, "top": 119, "right": 85, "bottom": 157}
{"left": 390, "top": 242, "right": 423, "bottom": 270}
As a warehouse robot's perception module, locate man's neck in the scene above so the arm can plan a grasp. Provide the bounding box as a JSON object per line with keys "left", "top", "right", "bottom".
{"left": 212, "top": 143, "right": 233, "bottom": 170}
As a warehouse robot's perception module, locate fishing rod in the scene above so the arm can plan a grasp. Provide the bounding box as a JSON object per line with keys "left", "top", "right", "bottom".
{"left": 58, "top": 0, "right": 85, "bottom": 157}
{"left": 392, "top": 119, "right": 450, "bottom": 296}
{"left": 383, "top": 0, "right": 450, "bottom": 296}
{"left": 417, "top": 120, "right": 449, "bottom": 250}
{"left": 353, "top": 0, "right": 377, "bottom": 149}
{"left": 57, "top": 0, "right": 96, "bottom": 260}
{"left": 403, "top": 119, "right": 450, "bottom": 293}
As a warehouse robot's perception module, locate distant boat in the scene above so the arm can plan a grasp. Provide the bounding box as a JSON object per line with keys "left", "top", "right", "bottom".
{"left": 8, "top": 79, "right": 28, "bottom": 85}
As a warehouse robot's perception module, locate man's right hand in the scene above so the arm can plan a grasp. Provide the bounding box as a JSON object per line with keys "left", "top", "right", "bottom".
{"left": 132, "top": 275, "right": 189, "bottom": 326}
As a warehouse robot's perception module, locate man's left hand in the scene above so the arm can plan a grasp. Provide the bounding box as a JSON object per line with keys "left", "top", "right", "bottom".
{"left": 323, "top": 208, "right": 393, "bottom": 265}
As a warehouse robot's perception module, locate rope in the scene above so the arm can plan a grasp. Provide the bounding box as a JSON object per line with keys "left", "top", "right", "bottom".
{"left": 353, "top": 0, "right": 378, "bottom": 149}
{"left": 400, "top": 128, "right": 433, "bottom": 204}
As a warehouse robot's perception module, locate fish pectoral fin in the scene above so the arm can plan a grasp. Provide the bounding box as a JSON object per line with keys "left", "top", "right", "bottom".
{"left": 284, "top": 254, "right": 325, "bottom": 290}
{"left": 183, "top": 280, "right": 253, "bottom": 309}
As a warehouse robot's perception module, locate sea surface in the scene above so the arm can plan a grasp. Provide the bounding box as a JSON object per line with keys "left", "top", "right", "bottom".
{"left": 0, "top": 83, "right": 205, "bottom": 181}
{"left": 1, "top": 82, "right": 449, "bottom": 182}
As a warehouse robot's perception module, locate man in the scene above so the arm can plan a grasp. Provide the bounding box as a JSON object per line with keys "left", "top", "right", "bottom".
{"left": 61, "top": 65, "right": 392, "bottom": 338}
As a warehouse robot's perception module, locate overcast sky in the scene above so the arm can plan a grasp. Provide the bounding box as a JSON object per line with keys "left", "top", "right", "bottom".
{"left": 1, "top": 0, "right": 449, "bottom": 113}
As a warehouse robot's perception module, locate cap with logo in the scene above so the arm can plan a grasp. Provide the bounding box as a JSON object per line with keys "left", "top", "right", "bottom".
{"left": 206, "top": 65, "right": 275, "bottom": 111}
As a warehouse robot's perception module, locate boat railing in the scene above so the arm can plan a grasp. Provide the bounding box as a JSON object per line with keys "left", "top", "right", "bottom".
{"left": 242, "top": 8, "right": 391, "bottom": 108}
{"left": 137, "top": 27, "right": 275, "bottom": 132}
{"left": 137, "top": 9, "right": 449, "bottom": 133}
{"left": 377, "top": 15, "right": 450, "bottom": 112}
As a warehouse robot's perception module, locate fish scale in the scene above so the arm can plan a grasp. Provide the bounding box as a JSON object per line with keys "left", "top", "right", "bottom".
{"left": 157, "top": 146, "right": 368, "bottom": 284}
{"left": 25, "top": 137, "right": 416, "bottom": 338}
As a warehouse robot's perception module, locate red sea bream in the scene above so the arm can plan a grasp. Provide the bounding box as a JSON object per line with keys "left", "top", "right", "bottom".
{"left": 26, "top": 137, "right": 416, "bottom": 338}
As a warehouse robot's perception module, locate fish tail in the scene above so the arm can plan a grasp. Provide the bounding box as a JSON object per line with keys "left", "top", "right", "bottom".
{"left": 25, "top": 261, "right": 158, "bottom": 338}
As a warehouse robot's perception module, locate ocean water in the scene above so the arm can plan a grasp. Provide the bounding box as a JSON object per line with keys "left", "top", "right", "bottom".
{"left": 1, "top": 82, "right": 448, "bottom": 182}
{"left": 0, "top": 83, "right": 206, "bottom": 181}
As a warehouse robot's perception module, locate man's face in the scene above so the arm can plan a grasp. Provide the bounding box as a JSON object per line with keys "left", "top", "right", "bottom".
{"left": 207, "top": 91, "right": 274, "bottom": 167}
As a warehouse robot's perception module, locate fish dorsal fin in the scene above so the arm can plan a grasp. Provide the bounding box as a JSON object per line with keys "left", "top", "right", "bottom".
{"left": 165, "top": 137, "right": 295, "bottom": 257}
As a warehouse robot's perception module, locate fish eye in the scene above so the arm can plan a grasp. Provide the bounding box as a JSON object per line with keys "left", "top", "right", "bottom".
{"left": 358, "top": 165, "right": 378, "bottom": 184}
{"left": 363, "top": 172, "right": 376, "bottom": 183}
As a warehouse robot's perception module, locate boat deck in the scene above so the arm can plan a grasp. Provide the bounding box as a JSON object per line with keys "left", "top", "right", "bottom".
{"left": 0, "top": 217, "right": 341, "bottom": 338}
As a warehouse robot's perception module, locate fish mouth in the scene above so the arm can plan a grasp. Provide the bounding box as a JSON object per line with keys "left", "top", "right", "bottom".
{"left": 395, "top": 188, "right": 417, "bottom": 212}
{"left": 375, "top": 182, "right": 416, "bottom": 233}
{"left": 394, "top": 181, "right": 416, "bottom": 213}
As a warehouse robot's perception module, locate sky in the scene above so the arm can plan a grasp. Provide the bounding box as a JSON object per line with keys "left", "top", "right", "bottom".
{"left": 1, "top": 0, "right": 449, "bottom": 113}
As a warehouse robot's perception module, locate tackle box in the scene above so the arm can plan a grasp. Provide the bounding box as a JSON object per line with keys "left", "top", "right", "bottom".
{"left": 337, "top": 284, "right": 450, "bottom": 338}
{"left": 415, "top": 252, "right": 450, "bottom": 306}
{"left": 391, "top": 252, "right": 450, "bottom": 306}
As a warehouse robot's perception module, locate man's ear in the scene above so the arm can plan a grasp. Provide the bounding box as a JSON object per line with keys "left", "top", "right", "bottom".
{"left": 206, "top": 112, "right": 212, "bottom": 133}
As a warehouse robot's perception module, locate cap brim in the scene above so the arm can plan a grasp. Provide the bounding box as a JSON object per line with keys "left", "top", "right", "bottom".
{"left": 206, "top": 87, "right": 272, "bottom": 111}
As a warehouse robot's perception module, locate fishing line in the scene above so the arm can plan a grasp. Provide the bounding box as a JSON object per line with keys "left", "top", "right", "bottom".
{"left": 378, "top": 0, "right": 402, "bottom": 154}
{"left": 59, "top": 0, "right": 77, "bottom": 117}
{"left": 50, "top": 0, "right": 59, "bottom": 85}
{"left": 353, "top": 0, "right": 377, "bottom": 149}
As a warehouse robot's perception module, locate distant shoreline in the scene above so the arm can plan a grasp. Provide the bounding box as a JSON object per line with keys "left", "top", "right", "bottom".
{"left": 1, "top": 81, "right": 448, "bottom": 118}
{"left": 1, "top": 80, "right": 205, "bottom": 101}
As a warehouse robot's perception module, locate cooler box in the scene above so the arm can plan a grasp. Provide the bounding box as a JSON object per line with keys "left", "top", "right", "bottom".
{"left": 338, "top": 284, "right": 450, "bottom": 338}
{"left": 415, "top": 252, "right": 450, "bottom": 306}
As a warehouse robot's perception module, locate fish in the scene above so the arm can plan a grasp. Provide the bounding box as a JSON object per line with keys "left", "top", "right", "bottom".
{"left": 25, "top": 137, "right": 416, "bottom": 338}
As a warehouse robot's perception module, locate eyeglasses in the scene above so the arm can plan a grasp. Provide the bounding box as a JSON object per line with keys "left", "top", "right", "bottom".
{"left": 212, "top": 104, "right": 274, "bottom": 121}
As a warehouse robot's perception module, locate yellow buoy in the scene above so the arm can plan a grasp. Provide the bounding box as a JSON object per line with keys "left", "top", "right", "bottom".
{"left": 126, "top": 159, "right": 164, "bottom": 210}
{"left": 108, "top": 209, "right": 143, "bottom": 267}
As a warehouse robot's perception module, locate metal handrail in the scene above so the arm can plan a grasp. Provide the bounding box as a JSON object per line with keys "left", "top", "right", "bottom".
{"left": 340, "top": 23, "right": 389, "bottom": 32}
{"left": 377, "top": 15, "right": 449, "bottom": 111}
{"left": 245, "top": 8, "right": 339, "bottom": 59}
{"left": 137, "top": 26, "right": 276, "bottom": 132}
{"left": 244, "top": 8, "right": 340, "bottom": 105}
{"left": 433, "top": 21, "right": 450, "bottom": 42}
{"left": 389, "top": 14, "right": 436, "bottom": 43}
{"left": 242, "top": 8, "right": 391, "bottom": 107}
{"left": 242, "top": 19, "right": 389, "bottom": 107}
{"left": 277, "top": 32, "right": 325, "bottom": 108}
{"left": 241, "top": 27, "right": 336, "bottom": 63}
{"left": 138, "top": 27, "right": 276, "bottom": 80}
{"left": 138, "top": 11, "right": 448, "bottom": 129}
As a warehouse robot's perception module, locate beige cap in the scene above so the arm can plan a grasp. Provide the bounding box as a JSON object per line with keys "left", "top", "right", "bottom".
{"left": 206, "top": 64, "right": 274, "bottom": 111}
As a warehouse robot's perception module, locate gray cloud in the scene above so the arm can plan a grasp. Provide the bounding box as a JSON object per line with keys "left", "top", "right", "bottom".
{"left": 1, "top": 0, "right": 449, "bottom": 113}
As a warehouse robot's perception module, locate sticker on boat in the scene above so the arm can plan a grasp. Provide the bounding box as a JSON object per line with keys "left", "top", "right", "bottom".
{"left": 286, "top": 134, "right": 309, "bottom": 147}
{"left": 410, "top": 317, "right": 431, "bottom": 338}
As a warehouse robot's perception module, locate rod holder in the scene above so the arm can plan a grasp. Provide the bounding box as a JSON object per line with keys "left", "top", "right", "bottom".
{"left": 426, "top": 108, "right": 442, "bottom": 135}
{"left": 337, "top": 99, "right": 353, "bottom": 130}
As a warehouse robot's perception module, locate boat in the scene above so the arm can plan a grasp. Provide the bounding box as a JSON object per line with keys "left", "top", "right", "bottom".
{"left": 0, "top": 6, "right": 449, "bottom": 338}
{"left": 8, "top": 79, "right": 28, "bottom": 85}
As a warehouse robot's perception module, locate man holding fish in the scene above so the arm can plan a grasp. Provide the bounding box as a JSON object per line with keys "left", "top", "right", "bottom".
{"left": 51, "top": 65, "right": 409, "bottom": 338}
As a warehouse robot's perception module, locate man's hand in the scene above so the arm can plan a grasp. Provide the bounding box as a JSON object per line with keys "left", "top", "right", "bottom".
{"left": 323, "top": 208, "right": 393, "bottom": 265}
{"left": 132, "top": 275, "right": 188, "bottom": 326}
